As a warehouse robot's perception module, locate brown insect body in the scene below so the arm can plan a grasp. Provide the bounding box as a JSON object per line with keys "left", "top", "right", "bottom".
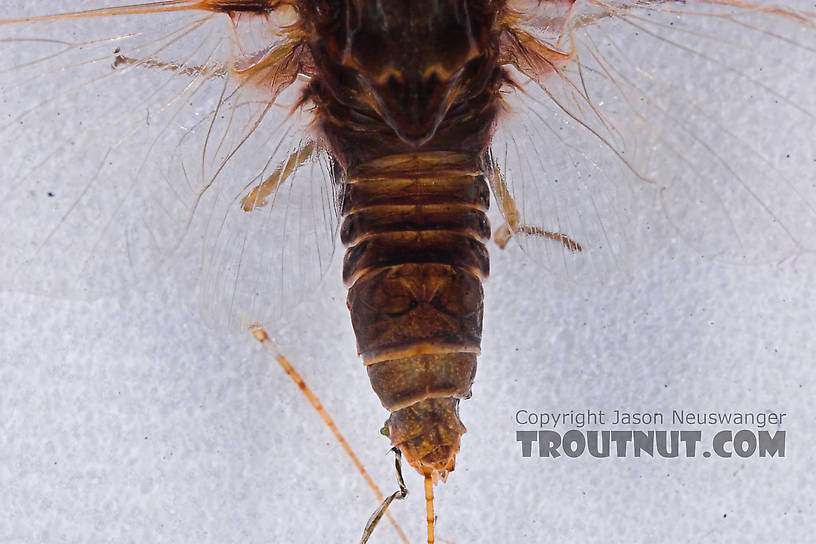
{"left": 2, "top": 0, "right": 816, "bottom": 541}
{"left": 303, "top": 0, "right": 505, "bottom": 478}
{"left": 344, "top": 153, "right": 489, "bottom": 477}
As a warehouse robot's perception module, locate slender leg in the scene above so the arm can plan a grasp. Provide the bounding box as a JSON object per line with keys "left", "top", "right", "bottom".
{"left": 113, "top": 44, "right": 311, "bottom": 215}
{"left": 488, "top": 160, "right": 583, "bottom": 252}
{"left": 240, "top": 141, "right": 316, "bottom": 211}
{"left": 113, "top": 48, "right": 227, "bottom": 79}
{"left": 360, "top": 448, "right": 409, "bottom": 544}
{"left": 251, "top": 327, "right": 409, "bottom": 544}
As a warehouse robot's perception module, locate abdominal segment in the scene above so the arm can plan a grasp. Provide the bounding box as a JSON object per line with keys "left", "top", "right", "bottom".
{"left": 342, "top": 151, "right": 490, "bottom": 478}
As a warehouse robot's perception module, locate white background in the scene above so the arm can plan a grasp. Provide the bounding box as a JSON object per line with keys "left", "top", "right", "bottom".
{"left": 2, "top": 1, "right": 816, "bottom": 543}
{"left": 2, "top": 233, "right": 814, "bottom": 543}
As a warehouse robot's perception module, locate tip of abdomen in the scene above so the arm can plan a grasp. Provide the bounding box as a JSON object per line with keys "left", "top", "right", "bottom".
{"left": 387, "top": 397, "right": 466, "bottom": 478}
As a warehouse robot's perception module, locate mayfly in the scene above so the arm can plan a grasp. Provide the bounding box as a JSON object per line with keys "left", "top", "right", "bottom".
{"left": 1, "top": 0, "right": 815, "bottom": 542}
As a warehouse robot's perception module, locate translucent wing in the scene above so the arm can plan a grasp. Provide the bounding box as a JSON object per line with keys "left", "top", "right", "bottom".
{"left": 491, "top": 0, "right": 816, "bottom": 283}
{"left": 0, "top": 1, "right": 341, "bottom": 330}
{"left": 195, "top": 113, "right": 341, "bottom": 331}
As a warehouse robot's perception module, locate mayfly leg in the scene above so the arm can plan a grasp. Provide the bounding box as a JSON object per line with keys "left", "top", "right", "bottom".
{"left": 109, "top": 39, "right": 306, "bottom": 207}
{"left": 495, "top": 223, "right": 583, "bottom": 253}
{"left": 112, "top": 48, "right": 227, "bottom": 79}
{"left": 359, "top": 451, "right": 441, "bottom": 544}
{"left": 250, "top": 327, "right": 409, "bottom": 544}
{"left": 360, "top": 448, "right": 408, "bottom": 544}
{"left": 240, "top": 141, "right": 316, "bottom": 212}
{"left": 487, "top": 155, "right": 583, "bottom": 252}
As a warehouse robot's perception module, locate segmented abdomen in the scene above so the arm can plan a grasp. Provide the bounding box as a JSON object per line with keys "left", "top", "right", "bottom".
{"left": 341, "top": 151, "right": 490, "bottom": 477}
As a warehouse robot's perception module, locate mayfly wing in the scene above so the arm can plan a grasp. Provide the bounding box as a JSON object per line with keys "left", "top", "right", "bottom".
{"left": 491, "top": 0, "right": 816, "bottom": 284}
{"left": 0, "top": 1, "right": 341, "bottom": 330}
{"left": 197, "top": 130, "right": 340, "bottom": 331}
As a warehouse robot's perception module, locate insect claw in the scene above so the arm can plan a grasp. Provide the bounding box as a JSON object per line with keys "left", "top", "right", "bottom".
{"left": 494, "top": 222, "right": 513, "bottom": 249}
{"left": 360, "top": 448, "right": 408, "bottom": 544}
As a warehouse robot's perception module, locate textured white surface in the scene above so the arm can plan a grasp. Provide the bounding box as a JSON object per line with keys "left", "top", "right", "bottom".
{"left": 2, "top": 242, "right": 815, "bottom": 543}
{"left": 1, "top": 1, "right": 816, "bottom": 543}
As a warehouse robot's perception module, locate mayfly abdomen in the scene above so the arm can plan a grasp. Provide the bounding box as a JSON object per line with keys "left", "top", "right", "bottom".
{"left": 341, "top": 151, "right": 490, "bottom": 477}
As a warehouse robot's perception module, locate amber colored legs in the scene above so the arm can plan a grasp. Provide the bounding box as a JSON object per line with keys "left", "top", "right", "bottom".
{"left": 251, "top": 327, "right": 409, "bottom": 544}
{"left": 240, "top": 141, "right": 316, "bottom": 211}
{"left": 425, "top": 472, "right": 435, "bottom": 544}
{"left": 488, "top": 159, "right": 582, "bottom": 253}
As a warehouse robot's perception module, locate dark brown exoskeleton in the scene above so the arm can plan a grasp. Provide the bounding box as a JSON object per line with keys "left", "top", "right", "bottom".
{"left": 2, "top": 1, "right": 570, "bottom": 539}
{"left": 302, "top": 0, "right": 504, "bottom": 480}
{"left": 3, "top": 0, "right": 559, "bottom": 490}
{"left": 5, "top": 0, "right": 816, "bottom": 543}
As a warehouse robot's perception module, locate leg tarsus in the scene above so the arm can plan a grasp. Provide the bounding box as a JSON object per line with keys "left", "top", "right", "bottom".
{"left": 360, "top": 448, "right": 409, "bottom": 544}
{"left": 250, "top": 326, "right": 409, "bottom": 544}
{"left": 494, "top": 222, "right": 583, "bottom": 253}
{"left": 486, "top": 154, "right": 582, "bottom": 254}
